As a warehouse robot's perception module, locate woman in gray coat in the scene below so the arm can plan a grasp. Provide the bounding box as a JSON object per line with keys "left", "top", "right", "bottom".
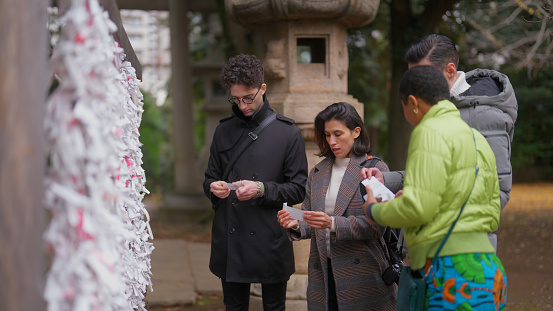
{"left": 277, "top": 102, "right": 396, "bottom": 310}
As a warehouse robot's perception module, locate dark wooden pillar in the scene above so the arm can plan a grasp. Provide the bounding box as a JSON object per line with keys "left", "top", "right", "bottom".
{"left": 169, "top": 0, "right": 201, "bottom": 194}
{"left": 0, "top": 1, "right": 49, "bottom": 310}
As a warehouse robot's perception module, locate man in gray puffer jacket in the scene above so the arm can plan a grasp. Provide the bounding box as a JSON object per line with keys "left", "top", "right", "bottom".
{"left": 370, "top": 34, "right": 517, "bottom": 252}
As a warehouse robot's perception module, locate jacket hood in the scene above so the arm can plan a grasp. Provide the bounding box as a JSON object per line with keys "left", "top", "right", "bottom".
{"left": 451, "top": 69, "right": 518, "bottom": 122}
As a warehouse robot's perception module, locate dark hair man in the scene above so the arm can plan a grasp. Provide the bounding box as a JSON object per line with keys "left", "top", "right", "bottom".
{"left": 203, "top": 54, "right": 308, "bottom": 310}
{"left": 365, "top": 34, "right": 517, "bottom": 252}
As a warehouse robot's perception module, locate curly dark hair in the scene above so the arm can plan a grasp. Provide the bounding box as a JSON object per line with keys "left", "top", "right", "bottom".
{"left": 314, "top": 102, "right": 372, "bottom": 158}
{"left": 220, "top": 54, "right": 264, "bottom": 89}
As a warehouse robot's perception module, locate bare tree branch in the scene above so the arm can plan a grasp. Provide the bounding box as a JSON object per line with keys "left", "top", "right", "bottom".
{"left": 489, "top": 5, "right": 524, "bottom": 33}
{"left": 520, "top": 13, "right": 550, "bottom": 69}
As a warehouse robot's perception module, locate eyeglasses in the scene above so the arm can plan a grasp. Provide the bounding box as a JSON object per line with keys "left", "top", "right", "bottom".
{"left": 228, "top": 85, "right": 261, "bottom": 105}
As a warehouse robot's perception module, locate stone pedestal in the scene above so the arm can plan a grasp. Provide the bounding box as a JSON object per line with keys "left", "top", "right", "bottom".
{"left": 224, "top": 1, "right": 379, "bottom": 308}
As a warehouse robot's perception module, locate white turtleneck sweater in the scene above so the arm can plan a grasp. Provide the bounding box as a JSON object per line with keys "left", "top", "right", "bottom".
{"left": 324, "top": 157, "right": 350, "bottom": 256}
{"left": 450, "top": 71, "right": 471, "bottom": 97}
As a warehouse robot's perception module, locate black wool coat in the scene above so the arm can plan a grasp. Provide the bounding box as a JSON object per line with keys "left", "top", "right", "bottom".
{"left": 203, "top": 98, "right": 308, "bottom": 283}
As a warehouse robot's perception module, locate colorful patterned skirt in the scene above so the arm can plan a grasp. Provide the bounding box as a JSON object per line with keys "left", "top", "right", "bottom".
{"left": 418, "top": 253, "right": 507, "bottom": 311}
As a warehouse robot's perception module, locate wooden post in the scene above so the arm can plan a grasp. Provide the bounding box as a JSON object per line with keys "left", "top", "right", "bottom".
{"left": 99, "top": 0, "right": 142, "bottom": 80}
{"left": 0, "top": 1, "right": 49, "bottom": 310}
{"left": 169, "top": 0, "right": 201, "bottom": 194}
{"left": 53, "top": 0, "right": 142, "bottom": 80}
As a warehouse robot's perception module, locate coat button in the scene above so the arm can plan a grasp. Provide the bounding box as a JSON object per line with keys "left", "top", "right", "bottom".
{"left": 252, "top": 173, "right": 258, "bottom": 180}
{"left": 232, "top": 199, "right": 237, "bottom": 206}
{"left": 251, "top": 200, "right": 256, "bottom": 206}
{"left": 230, "top": 228, "right": 235, "bottom": 234}
{"left": 354, "top": 258, "right": 360, "bottom": 264}
{"left": 233, "top": 173, "right": 239, "bottom": 180}
{"left": 250, "top": 229, "right": 256, "bottom": 235}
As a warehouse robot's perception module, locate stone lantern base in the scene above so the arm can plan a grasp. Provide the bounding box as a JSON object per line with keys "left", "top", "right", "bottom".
{"left": 250, "top": 239, "right": 310, "bottom": 311}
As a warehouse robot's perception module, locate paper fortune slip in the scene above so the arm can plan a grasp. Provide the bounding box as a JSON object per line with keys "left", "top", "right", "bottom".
{"left": 223, "top": 181, "right": 243, "bottom": 191}
{"left": 361, "top": 177, "right": 395, "bottom": 202}
{"left": 283, "top": 202, "right": 304, "bottom": 221}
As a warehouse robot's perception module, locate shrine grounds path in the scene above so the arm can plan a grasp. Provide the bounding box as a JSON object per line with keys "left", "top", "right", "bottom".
{"left": 146, "top": 183, "right": 553, "bottom": 311}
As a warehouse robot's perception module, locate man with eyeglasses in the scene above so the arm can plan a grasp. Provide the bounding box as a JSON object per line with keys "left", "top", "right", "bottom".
{"left": 203, "top": 54, "right": 308, "bottom": 310}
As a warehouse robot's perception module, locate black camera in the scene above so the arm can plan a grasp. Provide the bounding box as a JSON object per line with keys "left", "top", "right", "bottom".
{"left": 382, "top": 261, "right": 405, "bottom": 285}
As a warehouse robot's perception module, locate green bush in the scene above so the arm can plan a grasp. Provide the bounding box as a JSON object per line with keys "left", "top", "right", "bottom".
{"left": 507, "top": 70, "right": 553, "bottom": 182}
{"left": 139, "top": 90, "right": 174, "bottom": 193}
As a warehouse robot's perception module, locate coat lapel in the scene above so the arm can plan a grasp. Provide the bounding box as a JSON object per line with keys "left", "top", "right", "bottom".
{"left": 311, "top": 158, "right": 333, "bottom": 212}
{"left": 333, "top": 155, "right": 364, "bottom": 216}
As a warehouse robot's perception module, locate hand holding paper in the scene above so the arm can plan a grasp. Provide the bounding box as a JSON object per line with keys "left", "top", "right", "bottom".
{"left": 361, "top": 177, "right": 395, "bottom": 202}
{"left": 283, "top": 202, "right": 304, "bottom": 221}
{"left": 278, "top": 203, "right": 300, "bottom": 230}
{"left": 223, "top": 181, "right": 243, "bottom": 191}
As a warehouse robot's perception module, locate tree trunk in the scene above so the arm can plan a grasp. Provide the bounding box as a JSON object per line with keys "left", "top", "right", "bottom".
{"left": 0, "top": 1, "right": 49, "bottom": 310}
{"left": 387, "top": 0, "right": 414, "bottom": 170}
{"left": 387, "top": 0, "right": 459, "bottom": 170}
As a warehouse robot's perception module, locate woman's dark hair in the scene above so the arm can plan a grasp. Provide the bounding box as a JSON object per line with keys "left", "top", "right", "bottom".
{"left": 314, "top": 102, "right": 371, "bottom": 158}
{"left": 404, "top": 34, "right": 458, "bottom": 71}
{"left": 399, "top": 66, "right": 450, "bottom": 106}
{"left": 220, "top": 54, "right": 264, "bottom": 89}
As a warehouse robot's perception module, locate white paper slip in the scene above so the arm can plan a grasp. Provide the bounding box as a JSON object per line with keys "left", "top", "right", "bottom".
{"left": 361, "top": 177, "right": 395, "bottom": 202}
{"left": 223, "top": 181, "right": 243, "bottom": 191}
{"left": 283, "top": 202, "right": 304, "bottom": 221}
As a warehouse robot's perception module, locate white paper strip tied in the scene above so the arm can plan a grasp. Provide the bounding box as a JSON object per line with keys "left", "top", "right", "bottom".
{"left": 115, "top": 52, "right": 154, "bottom": 310}
{"left": 44, "top": 0, "right": 153, "bottom": 310}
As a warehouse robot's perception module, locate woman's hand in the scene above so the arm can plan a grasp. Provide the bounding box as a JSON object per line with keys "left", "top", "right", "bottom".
{"left": 362, "top": 184, "right": 379, "bottom": 225}
{"left": 361, "top": 167, "right": 385, "bottom": 184}
{"left": 303, "top": 211, "right": 333, "bottom": 229}
{"left": 395, "top": 190, "right": 403, "bottom": 198}
{"left": 277, "top": 210, "right": 299, "bottom": 229}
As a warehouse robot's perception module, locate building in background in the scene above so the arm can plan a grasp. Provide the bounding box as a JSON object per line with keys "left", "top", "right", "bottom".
{"left": 121, "top": 10, "right": 171, "bottom": 106}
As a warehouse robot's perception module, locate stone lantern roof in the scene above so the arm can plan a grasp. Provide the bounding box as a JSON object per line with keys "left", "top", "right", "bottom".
{"left": 225, "top": 0, "right": 379, "bottom": 28}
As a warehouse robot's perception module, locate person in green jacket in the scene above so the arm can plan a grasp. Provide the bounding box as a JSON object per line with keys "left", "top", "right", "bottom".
{"left": 363, "top": 66, "right": 507, "bottom": 310}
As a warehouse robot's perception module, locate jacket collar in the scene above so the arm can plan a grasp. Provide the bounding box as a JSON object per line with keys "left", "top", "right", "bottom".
{"left": 420, "top": 100, "right": 460, "bottom": 125}
{"left": 232, "top": 94, "right": 272, "bottom": 128}
{"left": 312, "top": 154, "right": 366, "bottom": 216}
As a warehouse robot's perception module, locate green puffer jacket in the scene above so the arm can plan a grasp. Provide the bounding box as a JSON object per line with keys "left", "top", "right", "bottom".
{"left": 372, "top": 100, "right": 500, "bottom": 270}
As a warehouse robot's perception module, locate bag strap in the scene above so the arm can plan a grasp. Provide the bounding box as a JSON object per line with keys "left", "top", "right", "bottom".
{"left": 222, "top": 112, "right": 277, "bottom": 181}
{"left": 425, "top": 129, "right": 479, "bottom": 278}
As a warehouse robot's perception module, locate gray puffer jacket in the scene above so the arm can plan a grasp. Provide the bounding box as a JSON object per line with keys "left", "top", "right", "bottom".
{"left": 452, "top": 68, "right": 518, "bottom": 210}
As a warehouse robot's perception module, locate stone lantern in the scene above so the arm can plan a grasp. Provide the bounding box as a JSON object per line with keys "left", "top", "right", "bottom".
{"left": 224, "top": 1, "right": 380, "bottom": 309}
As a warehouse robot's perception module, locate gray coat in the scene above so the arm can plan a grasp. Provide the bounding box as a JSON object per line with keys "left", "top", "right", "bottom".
{"left": 203, "top": 98, "right": 308, "bottom": 283}
{"left": 452, "top": 69, "right": 517, "bottom": 210}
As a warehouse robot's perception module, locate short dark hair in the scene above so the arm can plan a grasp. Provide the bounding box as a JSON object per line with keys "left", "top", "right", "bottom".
{"left": 220, "top": 54, "right": 264, "bottom": 89}
{"left": 314, "top": 102, "right": 371, "bottom": 158}
{"left": 399, "top": 66, "right": 450, "bottom": 106}
{"left": 404, "top": 34, "right": 458, "bottom": 71}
